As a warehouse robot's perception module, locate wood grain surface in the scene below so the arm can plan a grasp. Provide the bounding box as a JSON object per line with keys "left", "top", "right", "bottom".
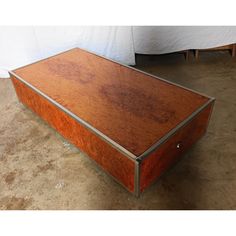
{"left": 13, "top": 48, "right": 209, "bottom": 156}
{"left": 139, "top": 103, "right": 214, "bottom": 192}
{"left": 11, "top": 77, "right": 136, "bottom": 192}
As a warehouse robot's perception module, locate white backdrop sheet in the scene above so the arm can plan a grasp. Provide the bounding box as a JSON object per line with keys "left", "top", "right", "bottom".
{"left": 2, "top": 26, "right": 236, "bottom": 78}
{"left": 0, "top": 26, "right": 135, "bottom": 77}
{"left": 133, "top": 26, "right": 236, "bottom": 54}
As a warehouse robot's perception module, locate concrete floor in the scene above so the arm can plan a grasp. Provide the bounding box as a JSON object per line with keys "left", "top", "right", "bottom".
{"left": 0, "top": 51, "right": 236, "bottom": 209}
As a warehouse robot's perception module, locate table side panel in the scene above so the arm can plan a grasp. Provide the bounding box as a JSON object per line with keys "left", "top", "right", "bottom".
{"left": 11, "top": 76, "right": 135, "bottom": 193}
{"left": 140, "top": 102, "right": 214, "bottom": 192}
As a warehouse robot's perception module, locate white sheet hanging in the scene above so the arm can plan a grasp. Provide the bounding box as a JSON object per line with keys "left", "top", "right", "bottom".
{"left": 2, "top": 26, "right": 236, "bottom": 79}
{"left": 0, "top": 26, "right": 135, "bottom": 78}
{"left": 133, "top": 26, "right": 236, "bottom": 54}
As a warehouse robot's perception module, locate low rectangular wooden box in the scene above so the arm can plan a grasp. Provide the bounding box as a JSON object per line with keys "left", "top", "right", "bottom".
{"left": 10, "top": 48, "right": 215, "bottom": 196}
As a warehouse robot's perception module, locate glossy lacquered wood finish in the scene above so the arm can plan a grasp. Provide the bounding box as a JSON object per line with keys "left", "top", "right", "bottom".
{"left": 14, "top": 48, "right": 209, "bottom": 156}
{"left": 11, "top": 77, "right": 135, "bottom": 192}
{"left": 10, "top": 47, "right": 215, "bottom": 196}
{"left": 139, "top": 103, "right": 213, "bottom": 192}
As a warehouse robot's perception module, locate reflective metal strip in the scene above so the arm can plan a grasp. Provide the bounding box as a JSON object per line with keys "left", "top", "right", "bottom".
{"left": 134, "top": 160, "right": 140, "bottom": 197}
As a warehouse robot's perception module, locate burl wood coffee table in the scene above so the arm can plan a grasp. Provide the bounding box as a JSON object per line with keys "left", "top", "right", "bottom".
{"left": 10, "top": 48, "right": 215, "bottom": 196}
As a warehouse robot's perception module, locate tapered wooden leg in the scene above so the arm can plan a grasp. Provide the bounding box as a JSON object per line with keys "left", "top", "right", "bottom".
{"left": 232, "top": 44, "right": 236, "bottom": 57}
{"left": 184, "top": 50, "right": 190, "bottom": 61}
{"left": 194, "top": 49, "right": 199, "bottom": 60}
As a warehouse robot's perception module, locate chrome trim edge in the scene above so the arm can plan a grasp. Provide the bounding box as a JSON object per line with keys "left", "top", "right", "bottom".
{"left": 137, "top": 97, "right": 215, "bottom": 161}
{"left": 134, "top": 160, "right": 140, "bottom": 197}
{"left": 9, "top": 71, "right": 137, "bottom": 161}
{"left": 205, "top": 99, "right": 215, "bottom": 129}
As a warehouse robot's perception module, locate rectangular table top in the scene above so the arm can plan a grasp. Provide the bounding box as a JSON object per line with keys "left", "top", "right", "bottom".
{"left": 12, "top": 48, "right": 210, "bottom": 157}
